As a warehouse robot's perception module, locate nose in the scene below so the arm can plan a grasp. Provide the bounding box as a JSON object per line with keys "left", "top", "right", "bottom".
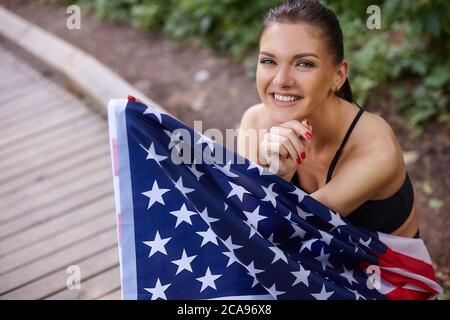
{"left": 273, "top": 65, "right": 295, "bottom": 87}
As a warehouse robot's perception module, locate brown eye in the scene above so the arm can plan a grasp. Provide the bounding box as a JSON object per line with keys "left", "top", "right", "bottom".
{"left": 296, "top": 61, "right": 314, "bottom": 68}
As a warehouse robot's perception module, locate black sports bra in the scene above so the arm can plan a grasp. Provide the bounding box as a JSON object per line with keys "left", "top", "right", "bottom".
{"left": 291, "top": 108, "right": 417, "bottom": 236}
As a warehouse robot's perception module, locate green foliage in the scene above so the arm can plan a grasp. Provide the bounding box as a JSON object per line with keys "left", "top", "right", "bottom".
{"left": 53, "top": 0, "right": 449, "bottom": 128}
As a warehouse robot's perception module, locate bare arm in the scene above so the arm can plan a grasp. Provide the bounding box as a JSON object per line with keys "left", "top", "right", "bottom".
{"left": 310, "top": 137, "right": 402, "bottom": 216}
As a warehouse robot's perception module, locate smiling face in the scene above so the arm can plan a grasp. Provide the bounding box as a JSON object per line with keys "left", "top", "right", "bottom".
{"left": 256, "top": 23, "right": 339, "bottom": 124}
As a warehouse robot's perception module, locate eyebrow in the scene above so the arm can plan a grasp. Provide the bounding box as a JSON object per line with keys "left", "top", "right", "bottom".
{"left": 259, "top": 51, "right": 319, "bottom": 59}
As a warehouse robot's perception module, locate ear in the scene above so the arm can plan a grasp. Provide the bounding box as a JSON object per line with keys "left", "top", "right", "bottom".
{"left": 334, "top": 60, "right": 349, "bottom": 90}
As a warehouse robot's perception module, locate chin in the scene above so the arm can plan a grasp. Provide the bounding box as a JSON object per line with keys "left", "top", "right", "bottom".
{"left": 267, "top": 107, "right": 304, "bottom": 124}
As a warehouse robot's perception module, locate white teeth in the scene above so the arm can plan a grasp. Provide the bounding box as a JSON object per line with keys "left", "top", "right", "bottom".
{"left": 274, "top": 93, "right": 300, "bottom": 102}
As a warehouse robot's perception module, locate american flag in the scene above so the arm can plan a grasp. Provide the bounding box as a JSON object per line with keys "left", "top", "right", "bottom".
{"left": 108, "top": 98, "right": 442, "bottom": 300}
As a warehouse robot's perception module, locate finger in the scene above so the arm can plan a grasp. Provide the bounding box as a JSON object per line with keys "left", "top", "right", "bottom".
{"left": 279, "top": 120, "right": 313, "bottom": 141}
{"left": 270, "top": 127, "right": 305, "bottom": 162}
{"left": 267, "top": 141, "right": 289, "bottom": 159}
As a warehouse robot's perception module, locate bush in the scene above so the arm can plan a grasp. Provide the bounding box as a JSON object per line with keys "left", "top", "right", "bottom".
{"left": 54, "top": 0, "right": 449, "bottom": 128}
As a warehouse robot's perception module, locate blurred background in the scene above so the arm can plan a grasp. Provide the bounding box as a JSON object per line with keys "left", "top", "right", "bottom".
{"left": 0, "top": 0, "right": 448, "bottom": 299}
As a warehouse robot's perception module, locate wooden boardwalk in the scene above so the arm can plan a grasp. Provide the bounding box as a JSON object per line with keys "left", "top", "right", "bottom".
{"left": 0, "top": 46, "right": 121, "bottom": 299}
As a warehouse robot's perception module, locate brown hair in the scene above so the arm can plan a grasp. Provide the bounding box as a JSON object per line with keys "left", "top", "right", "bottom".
{"left": 259, "top": 0, "right": 353, "bottom": 103}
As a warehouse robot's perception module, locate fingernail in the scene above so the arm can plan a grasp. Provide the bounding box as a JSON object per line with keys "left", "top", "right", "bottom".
{"left": 301, "top": 151, "right": 306, "bottom": 159}
{"left": 128, "top": 95, "right": 136, "bottom": 101}
{"left": 296, "top": 157, "right": 302, "bottom": 165}
{"left": 305, "top": 132, "right": 313, "bottom": 140}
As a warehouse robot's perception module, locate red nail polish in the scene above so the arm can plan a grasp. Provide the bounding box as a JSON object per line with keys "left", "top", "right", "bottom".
{"left": 301, "top": 151, "right": 306, "bottom": 159}
{"left": 128, "top": 95, "right": 136, "bottom": 101}
{"left": 296, "top": 157, "right": 302, "bottom": 165}
{"left": 305, "top": 132, "right": 313, "bottom": 139}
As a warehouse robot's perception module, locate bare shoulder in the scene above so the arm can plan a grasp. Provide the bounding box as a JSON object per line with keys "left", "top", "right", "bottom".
{"left": 351, "top": 111, "right": 401, "bottom": 157}
{"left": 345, "top": 110, "right": 405, "bottom": 197}
{"left": 239, "top": 103, "right": 270, "bottom": 130}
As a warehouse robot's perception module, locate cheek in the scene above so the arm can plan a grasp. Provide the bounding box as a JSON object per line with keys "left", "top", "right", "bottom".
{"left": 256, "top": 68, "right": 270, "bottom": 97}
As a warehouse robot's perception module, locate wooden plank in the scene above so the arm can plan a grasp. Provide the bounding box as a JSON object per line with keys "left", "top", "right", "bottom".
{"left": 1, "top": 97, "right": 84, "bottom": 129}
{"left": 0, "top": 85, "right": 66, "bottom": 118}
{"left": 47, "top": 266, "right": 121, "bottom": 300}
{"left": 0, "top": 155, "right": 110, "bottom": 213}
{"left": 0, "top": 229, "right": 118, "bottom": 295}
{"left": 0, "top": 211, "right": 116, "bottom": 275}
{"left": 0, "top": 81, "right": 41, "bottom": 106}
{"left": 0, "top": 195, "right": 116, "bottom": 259}
{"left": 0, "top": 123, "right": 107, "bottom": 171}
{"left": 97, "top": 289, "right": 121, "bottom": 300}
{"left": 0, "top": 91, "right": 86, "bottom": 128}
{"left": 0, "top": 133, "right": 108, "bottom": 184}
{"left": 0, "top": 147, "right": 109, "bottom": 196}
{"left": 1, "top": 247, "right": 119, "bottom": 300}
{"left": 0, "top": 106, "right": 90, "bottom": 149}
{"left": 0, "top": 164, "right": 112, "bottom": 226}
{"left": 0, "top": 115, "right": 102, "bottom": 161}
{"left": 0, "top": 102, "right": 89, "bottom": 142}
{"left": 0, "top": 175, "right": 114, "bottom": 240}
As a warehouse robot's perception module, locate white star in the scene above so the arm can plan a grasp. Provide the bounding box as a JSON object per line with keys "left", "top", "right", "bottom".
{"left": 318, "top": 230, "right": 334, "bottom": 246}
{"left": 187, "top": 161, "right": 204, "bottom": 181}
{"left": 296, "top": 205, "right": 314, "bottom": 220}
{"left": 246, "top": 161, "right": 264, "bottom": 175}
{"left": 246, "top": 261, "right": 265, "bottom": 288}
{"left": 196, "top": 134, "right": 215, "bottom": 152}
{"left": 290, "top": 187, "right": 306, "bottom": 203}
{"left": 196, "top": 228, "right": 218, "bottom": 247}
{"left": 299, "top": 239, "right": 316, "bottom": 253}
{"left": 347, "top": 287, "right": 365, "bottom": 300}
{"left": 213, "top": 161, "right": 239, "bottom": 177}
{"left": 243, "top": 206, "right": 267, "bottom": 230}
{"left": 340, "top": 266, "right": 357, "bottom": 285}
{"left": 196, "top": 267, "right": 222, "bottom": 292}
{"left": 221, "top": 236, "right": 243, "bottom": 252}
{"left": 261, "top": 183, "right": 278, "bottom": 207}
{"left": 289, "top": 223, "right": 307, "bottom": 239}
{"left": 167, "top": 131, "right": 184, "bottom": 154}
{"left": 173, "top": 177, "right": 195, "bottom": 196}
{"left": 171, "top": 249, "right": 197, "bottom": 275}
{"left": 285, "top": 211, "right": 292, "bottom": 220}
{"left": 315, "top": 248, "right": 333, "bottom": 271}
{"left": 140, "top": 143, "right": 167, "bottom": 163}
{"left": 143, "top": 231, "right": 171, "bottom": 257}
{"left": 359, "top": 237, "right": 372, "bottom": 247}
{"left": 198, "top": 207, "right": 219, "bottom": 226}
{"left": 291, "top": 264, "right": 311, "bottom": 287}
{"left": 141, "top": 180, "right": 170, "bottom": 209}
{"left": 265, "top": 283, "right": 286, "bottom": 299}
{"left": 268, "top": 233, "right": 281, "bottom": 246}
{"left": 269, "top": 246, "right": 288, "bottom": 264}
{"left": 222, "top": 251, "right": 240, "bottom": 267}
{"left": 311, "top": 284, "right": 334, "bottom": 300}
{"left": 169, "top": 203, "right": 197, "bottom": 228}
{"left": 224, "top": 203, "right": 228, "bottom": 211}
{"left": 328, "top": 210, "right": 346, "bottom": 228}
{"left": 227, "top": 182, "right": 250, "bottom": 202}
{"left": 143, "top": 105, "right": 164, "bottom": 123}
{"left": 144, "top": 278, "right": 171, "bottom": 300}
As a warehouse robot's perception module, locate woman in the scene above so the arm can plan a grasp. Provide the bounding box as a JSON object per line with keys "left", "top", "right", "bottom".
{"left": 237, "top": 0, "right": 420, "bottom": 238}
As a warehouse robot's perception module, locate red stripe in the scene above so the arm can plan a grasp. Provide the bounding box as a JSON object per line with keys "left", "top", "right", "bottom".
{"left": 112, "top": 138, "right": 119, "bottom": 176}
{"left": 385, "top": 286, "right": 435, "bottom": 300}
{"left": 378, "top": 247, "right": 436, "bottom": 281}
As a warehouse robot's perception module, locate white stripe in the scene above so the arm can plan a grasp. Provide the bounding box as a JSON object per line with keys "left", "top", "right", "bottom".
{"left": 380, "top": 266, "right": 443, "bottom": 294}
{"left": 377, "top": 232, "right": 432, "bottom": 263}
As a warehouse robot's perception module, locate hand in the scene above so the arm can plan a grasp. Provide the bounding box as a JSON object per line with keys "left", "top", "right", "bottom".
{"left": 259, "top": 119, "right": 312, "bottom": 181}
